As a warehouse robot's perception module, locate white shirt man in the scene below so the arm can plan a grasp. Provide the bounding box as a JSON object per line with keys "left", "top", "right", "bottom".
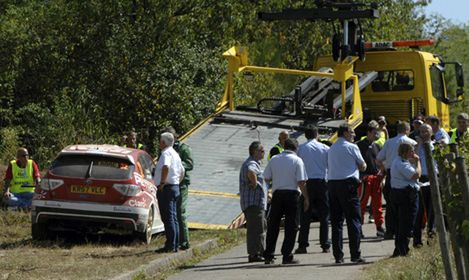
{"left": 262, "top": 138, "right": 308, "bottom": 265}
{"left": 154, "top": 146, "right": 184, "bottom": 186}
{"left": 153, "top": 132, "right": 185, "bottom": 252}
{"left": 377, "top": 122, "right": 417, "bottom": 171}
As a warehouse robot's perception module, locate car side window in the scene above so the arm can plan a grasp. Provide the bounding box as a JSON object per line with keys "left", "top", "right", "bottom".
{"left": 138, "top": 154, "right": 154, "bottom": 181}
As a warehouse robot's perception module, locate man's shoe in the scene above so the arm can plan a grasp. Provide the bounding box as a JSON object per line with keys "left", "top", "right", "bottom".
{"left": 179, "top": 245, "right": 190, "bottom": 250}
{"left": 335, "top": 258, "right": 344, "bottom": 264}
{"left": 294, "top": 247, "right": 307, "bottom": 254}
{"left": 368, "top": 214, "right": 375, "bottom": 224}
{"left": 282, "top": 258, "right": 300, "bottom": 265}
{"left": 264, "top": 258, "right": 275, "bottom": 264}
{"left": 155, "top": 247, "right": 177, "bottom": 253}
{"left": 322, "top": 248, "right": 330, "bottom": 253}
{"left": 376, "top": 227, "right": 385, "bottom": 237}
{"left": 351, "top": 257, "right": 366, "bottom": 263}
{"left": 248, "top": 255, "right": 265, "bottom": 263}
{"left": 383, "top": 231, "right": 394, "bottom": 240}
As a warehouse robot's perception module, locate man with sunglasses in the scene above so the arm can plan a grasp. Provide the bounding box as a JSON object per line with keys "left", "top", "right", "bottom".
{"left": 239, "top": 141, "right": 268, "bottom": 263}
{"left": 449, "top": 113, "right": 469, "bottom": 144}
{"left": 2, "top": 148, "right": 41, "bottom": 210}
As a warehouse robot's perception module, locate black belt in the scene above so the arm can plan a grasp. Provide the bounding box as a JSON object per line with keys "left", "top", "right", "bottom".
{"left": 307, "top": 178, "right": 325, "bottom": 182}
{"left": 274, "top": 189, "right": 298, "bottom": 194}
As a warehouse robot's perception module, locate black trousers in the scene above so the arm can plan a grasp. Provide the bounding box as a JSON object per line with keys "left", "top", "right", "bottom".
{"left": 328, "top": 179, "right": 362, "bottom": 260}
{"left": 392, "top": 187, "right": 419, "bottom": 256}
{"left": 383, "top": 169, "right": 395, "bottom": 235}
{"left": 298, "top": 179, "right": 330, "bottom": 249}
{"left": 264, "top": 190, "right": 299, "bottom": 260}
{"left": 413, "top": 176, "right": 434, "bottom": 245}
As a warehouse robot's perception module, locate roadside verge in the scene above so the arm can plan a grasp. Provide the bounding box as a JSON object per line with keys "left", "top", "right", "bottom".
{"left": 110, "top": 239, "right": 218, "bottom": 280}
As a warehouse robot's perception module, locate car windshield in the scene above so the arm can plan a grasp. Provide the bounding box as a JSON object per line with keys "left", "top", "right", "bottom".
{"left": 50, "top": 154, "right": 134, "bottom": 180}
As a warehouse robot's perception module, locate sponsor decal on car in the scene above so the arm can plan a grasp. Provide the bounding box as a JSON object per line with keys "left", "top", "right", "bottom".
{"left": 128, "top": 199, "right": 146, "bottom": 208}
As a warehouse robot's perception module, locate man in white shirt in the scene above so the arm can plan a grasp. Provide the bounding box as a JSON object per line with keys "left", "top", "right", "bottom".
{"left": 154, "top": 132, "right": 185, "bottom": 253}
{"left": 376, "top": 121, "right": 417, "bottom": 240}
{"left": 263, "top": 138, "right": 308, "bottom": 265}
{"left": 295, "top": 125, "right": 331, "bottom": 254}
{"left": 328, "top": 124, "right": 367, "bottom": 264}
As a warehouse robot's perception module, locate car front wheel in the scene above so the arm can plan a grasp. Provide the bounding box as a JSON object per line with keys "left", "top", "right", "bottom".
{"left": 136, "top": 207, "right": 154, "bottom": 245}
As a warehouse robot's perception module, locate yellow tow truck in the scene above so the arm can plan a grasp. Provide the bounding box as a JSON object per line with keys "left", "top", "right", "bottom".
{"left": 181, "top": 2, "right": 464, "bottom": 229}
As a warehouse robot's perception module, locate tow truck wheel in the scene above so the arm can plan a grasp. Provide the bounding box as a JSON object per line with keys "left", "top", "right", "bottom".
{"left": 32, "top": 223, "right": 50, "bottom": 241}
{"left": 137, "top": 207, "right": 154, "bottom": 245}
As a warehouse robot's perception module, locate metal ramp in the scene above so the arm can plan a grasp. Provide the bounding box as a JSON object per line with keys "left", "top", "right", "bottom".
{"left": 184, "top": 116, "right": 307, "bottom": 229}
{"left": 183, "top": 71, "right": 378, "bottom": 229}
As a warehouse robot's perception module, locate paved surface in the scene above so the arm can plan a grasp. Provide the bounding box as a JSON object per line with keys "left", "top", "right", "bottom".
{"left": 185, "top": 121, "right": 307, "bottom": 228}
{"left": 169, "top": 222, "right": 394, "bottom": 280}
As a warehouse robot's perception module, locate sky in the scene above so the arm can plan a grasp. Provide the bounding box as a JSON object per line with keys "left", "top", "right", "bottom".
{"left": 424, "top": 0, "right": 469, "bottom": 24}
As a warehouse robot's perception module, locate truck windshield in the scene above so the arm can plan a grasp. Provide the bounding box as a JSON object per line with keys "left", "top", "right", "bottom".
{"left": 50, "top": 154, "right": 134, "bottom": 180}
{"left": 430, "top": 64, "right": 446, "bottom": 102}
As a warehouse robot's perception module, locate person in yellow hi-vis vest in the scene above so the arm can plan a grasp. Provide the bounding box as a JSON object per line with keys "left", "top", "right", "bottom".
{"left": 124, "top": 130, "right": 145, "bottom": 150}
{"left": 449, "top": 113, "right": 469, "bottom": 144}
{"left": 267, "top": 131, "right": 289, "bottom": 160}
{"left": 2, "top": 148, "right": 41, "bottom": 209}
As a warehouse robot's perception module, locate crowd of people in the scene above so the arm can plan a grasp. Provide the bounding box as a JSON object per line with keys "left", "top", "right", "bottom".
{"left": 239, "top": 112, "right": 469, "bottom": 264}
{"left": 3, "top": 112, "right": 469, "bottom": 260}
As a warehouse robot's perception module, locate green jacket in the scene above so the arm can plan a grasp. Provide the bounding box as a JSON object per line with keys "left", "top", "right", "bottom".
{"left": 173, "top": 141, "right": 194, "bottom": 186}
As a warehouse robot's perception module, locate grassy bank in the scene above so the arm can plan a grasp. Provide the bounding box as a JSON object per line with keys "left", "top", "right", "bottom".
{"left": 362, "top": 239, "right": 445, "bottom": 280}
{"left": 0, "top": 210, "right": 245, "bottom": 280}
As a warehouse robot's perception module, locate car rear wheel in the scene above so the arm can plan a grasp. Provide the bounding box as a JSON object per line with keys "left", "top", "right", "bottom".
{"left": 137, "top": 207, "right": 154, "bottom": 245}
{"left": 32, "top": 223, "right": 50, "bottom": 241}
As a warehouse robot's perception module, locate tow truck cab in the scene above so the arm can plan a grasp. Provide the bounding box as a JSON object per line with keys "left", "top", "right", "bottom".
{"left": 315, "top": 40, "right": 465, "bottom": 130}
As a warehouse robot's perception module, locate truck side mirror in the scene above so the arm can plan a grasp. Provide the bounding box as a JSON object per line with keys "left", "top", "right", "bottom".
{"left": 455, "top": 62, "right": 464, "bottom": 89}
{"left": 442, "top": 61, "right": 465, "bottom": 100}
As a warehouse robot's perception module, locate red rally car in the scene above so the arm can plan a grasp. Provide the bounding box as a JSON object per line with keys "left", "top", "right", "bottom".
{"left": 31, "top": 144, "right": 164, "bottom": 244}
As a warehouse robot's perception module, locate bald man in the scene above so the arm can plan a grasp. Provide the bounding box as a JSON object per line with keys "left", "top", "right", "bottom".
{"left": 2, "top": 148, "right": 41, "bottom": 209}
{"left": 268, "top": 131, "right": 289, "bottom": 160}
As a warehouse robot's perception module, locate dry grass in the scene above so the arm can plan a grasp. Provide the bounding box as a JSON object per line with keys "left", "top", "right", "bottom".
{"left": 0, "top": 210, "right": 245, "bottom": 280}
{"left": 362, "top": 238, "right": 445, "bottom": 280}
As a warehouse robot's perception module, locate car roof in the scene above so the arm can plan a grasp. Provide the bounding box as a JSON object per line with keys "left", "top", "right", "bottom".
{"left": 59, "top": 144, "right": 137, "bottom": 165}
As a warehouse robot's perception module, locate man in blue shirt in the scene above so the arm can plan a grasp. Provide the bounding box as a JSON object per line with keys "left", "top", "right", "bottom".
{"left": 295, "top": 125, "right": 331, "bottom": 254}
{"left": 377, "top": 121, "right": 417, "bottom": 239}
{"left": 390, "top": 142, "right": 421, "bottom": 257}
{"left": 239, "top": 141, "right": 268, "bottom": 263}
{"left": 425, "top": 116, "right": 449, "bottom": 144}
{"left": 263, "top": 138, "right": 308, "bottom": 265}
{"left": 328, "top": 124, "right": 367, "bottom": 264}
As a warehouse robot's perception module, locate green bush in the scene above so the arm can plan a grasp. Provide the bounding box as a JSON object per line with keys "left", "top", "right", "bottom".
{"left": 0, "top": 0, "right": 433, "bottom": 163}
{"left": 0, "top": 127, "right": 20, "bottom": 165}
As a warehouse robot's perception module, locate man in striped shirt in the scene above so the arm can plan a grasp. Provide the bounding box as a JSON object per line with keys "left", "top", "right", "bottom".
{"left": 239, "top": 141, "right": 268, "bottom": 263}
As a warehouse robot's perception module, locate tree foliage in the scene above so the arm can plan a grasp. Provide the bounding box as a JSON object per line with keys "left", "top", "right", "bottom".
{"left": 0, "top": 0, "right": 432, "bottom": 165}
